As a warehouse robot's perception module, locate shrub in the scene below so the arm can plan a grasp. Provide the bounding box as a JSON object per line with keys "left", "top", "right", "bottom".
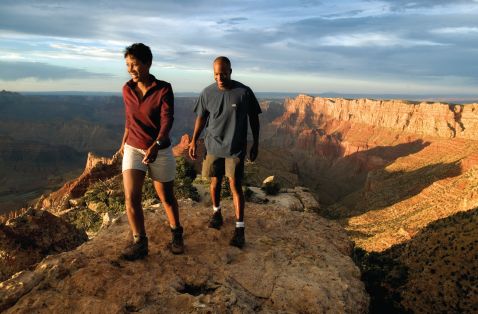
{"left": 221, "top": 177, "right": 232, "bottom": 198}
{"left": 62, "top": 208, "right": 102, "bottom": 234}
{"left": 174, "top": 157, "right": 200, "bottom": 201}
{"left": 83, "top": 175, "right": 125, "bottom": 215}
{"left": 142, "top": 176, "right": 158, "bottom": 201}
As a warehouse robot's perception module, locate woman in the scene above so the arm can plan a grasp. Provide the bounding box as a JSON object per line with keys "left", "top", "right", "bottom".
{"left": 119, "top": 43, "right": 183, "bottom": 260}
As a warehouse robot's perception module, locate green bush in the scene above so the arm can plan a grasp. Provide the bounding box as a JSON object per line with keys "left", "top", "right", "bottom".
{"left": 221, "top": 177, "right": 232, "bottom": 198}
{"left": 176, "top": 156, "right": 197, "bottom": 181}
{"left": 83, "top": 175, "right": 125, "bottom": 215}
{"left": 62, "top": 208, "right": 102, "bottom": 234}
{"left": 142, "top": 176, "right": 158, "bottom": 201}
{"left": 174, "top": 157, "right": 200, "bottom": 201}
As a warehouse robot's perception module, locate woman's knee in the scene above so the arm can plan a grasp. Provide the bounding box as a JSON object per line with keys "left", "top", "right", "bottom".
{"left": 124, "top": 192, "right": 141, "bottom": 207}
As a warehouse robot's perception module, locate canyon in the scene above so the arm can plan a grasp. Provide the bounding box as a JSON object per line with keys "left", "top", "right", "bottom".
{"left": 2, "top": 91, "right": 477, "bottom": 312}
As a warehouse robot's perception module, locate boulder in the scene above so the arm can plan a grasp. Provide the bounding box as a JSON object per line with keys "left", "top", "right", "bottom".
{"left": 0, "top": 208, "right": 88, "bottom": 283}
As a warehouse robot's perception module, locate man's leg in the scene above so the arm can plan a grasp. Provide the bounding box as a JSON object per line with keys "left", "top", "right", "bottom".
{"left": 227, "top": 156, "right": 246, "bottom": 248}
{"left": 229, "top": 176, "right": 245, "bottom": 222}
{"left": 154, "top": 180, "right": 184, "bottom": 254}
{"left": 210, "top": 176, "right": 223, "bottom": 208}
{"left": 208, "top": 175, "right": 224, "bottom": 229}
{"left": 121, "top": 169, "right": 148, "bottom": 260}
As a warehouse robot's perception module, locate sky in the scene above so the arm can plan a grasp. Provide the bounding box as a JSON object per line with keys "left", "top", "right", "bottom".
{"left": 1, "top": 0, "right": 478, "bottom": 95}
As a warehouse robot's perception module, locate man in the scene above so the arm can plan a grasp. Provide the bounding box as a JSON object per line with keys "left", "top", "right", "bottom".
{"left": 119, "top": 43, "right": 184, "bottom": 260}
{"left": 189, "top": 56, "right": 261, "bottom": 248}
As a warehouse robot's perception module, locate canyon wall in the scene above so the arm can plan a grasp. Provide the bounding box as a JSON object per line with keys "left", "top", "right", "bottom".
{"left": 261, "top": 94, "right": 478, "bottom": 248}
{"left": 277, "top": 95, "right": 478, "bottom": 140}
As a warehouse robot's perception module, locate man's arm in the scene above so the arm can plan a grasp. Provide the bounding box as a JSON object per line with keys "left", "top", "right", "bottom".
{"left": 189, "top": 114, "right": 208, "bottom": 160}
{"left": 248, "top": 113, "right": 260, "bottom": 161}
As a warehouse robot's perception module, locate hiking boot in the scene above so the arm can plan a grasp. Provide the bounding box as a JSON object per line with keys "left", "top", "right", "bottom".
{"left": 229, "top": 227, "right": 245, "bottom": 248}
{"left": 170, "top": 226, "right": 184, "bottom": 255}
{"left": 121, "top": 236, "right": 148, "bottom": 261}
{"left": 208, "top": 211, "right": 223, "bottom": 229}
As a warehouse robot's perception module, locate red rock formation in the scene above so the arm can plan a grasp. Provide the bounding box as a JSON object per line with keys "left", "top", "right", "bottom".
{"left": 37, "top": 152, "right": 121, "bottom": 211}
{"left": 172, "top": 134, "right": 205, "bottom": 174}
{"left": 276, "top": 95, "right": 478, "bottom": 140}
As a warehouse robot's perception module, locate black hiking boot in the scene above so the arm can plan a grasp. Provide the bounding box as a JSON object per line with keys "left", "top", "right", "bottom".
{"left": 208, "top": 211, "right": 223, "bottom": 229}
{"left": 169, "top": 226, "right": 184, "bottom": 255}
{"left": 229, "top": 227, "right": 245, "bottom": 249}
{"left": 121, "top": 236, "right": 148, "bottom": 261}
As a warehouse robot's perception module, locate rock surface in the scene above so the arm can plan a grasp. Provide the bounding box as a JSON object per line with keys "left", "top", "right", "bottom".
{"left": 36, "top": 152, "right": 121, "bottom": 211}
{"left": 1, "top": 199, "right": 368, "bottom": 313}
{"left": 0, "top": 208, "right": 88, "bottom": 283}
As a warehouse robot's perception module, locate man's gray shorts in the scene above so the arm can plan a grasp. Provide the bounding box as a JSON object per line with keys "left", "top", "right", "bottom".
{"left": 202, "top": 154, "right": 244, "bottom": 180}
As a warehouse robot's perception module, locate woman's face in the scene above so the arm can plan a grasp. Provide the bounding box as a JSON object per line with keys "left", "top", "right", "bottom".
{"left": 125, "top": 55, "right": 150, "bottom": 83}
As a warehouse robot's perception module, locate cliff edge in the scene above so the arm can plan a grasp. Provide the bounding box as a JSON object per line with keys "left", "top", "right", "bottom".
{"left": 1, "top": 199, "right": 368, "bottom": 313}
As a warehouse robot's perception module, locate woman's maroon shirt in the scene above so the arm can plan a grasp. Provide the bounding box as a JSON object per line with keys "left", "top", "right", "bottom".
{"left": 122, "top": 75, "right": 174, "bottom": 150}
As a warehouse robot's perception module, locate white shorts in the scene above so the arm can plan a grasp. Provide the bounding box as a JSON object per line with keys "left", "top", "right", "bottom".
{"left": 122, "top": 143, "right": 176, "bottom": 182}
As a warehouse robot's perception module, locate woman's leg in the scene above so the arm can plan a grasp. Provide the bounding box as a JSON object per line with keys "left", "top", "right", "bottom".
{"left": 154, "top": 180, "right": 184, "bottom": 254}
{"left": 123, "top": 169, "right": 146, "bottom": 236}
{"left": 153, "top": 180, "right": 180, "bottom": 228}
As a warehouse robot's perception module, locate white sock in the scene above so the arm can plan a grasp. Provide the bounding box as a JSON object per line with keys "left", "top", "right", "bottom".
{"left": 236, "top": 221, "right": 245, "bottom": 228}
{"left": 213, "top": 205, "right": 221, "bottom": 212}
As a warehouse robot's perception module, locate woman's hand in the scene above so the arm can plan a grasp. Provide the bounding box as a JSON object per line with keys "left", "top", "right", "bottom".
{"left": 142, "top": 144, "right": 159, "bottom": 164}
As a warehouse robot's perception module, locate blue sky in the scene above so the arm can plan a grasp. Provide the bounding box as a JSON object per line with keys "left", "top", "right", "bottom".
{"left": 1, "top": 0, "right": 478, "bottom": 95}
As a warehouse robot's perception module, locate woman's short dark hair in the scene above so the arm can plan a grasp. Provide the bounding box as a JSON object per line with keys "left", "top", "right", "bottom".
{"left": 124, "top": 43, "right": 153, "bottom": 65}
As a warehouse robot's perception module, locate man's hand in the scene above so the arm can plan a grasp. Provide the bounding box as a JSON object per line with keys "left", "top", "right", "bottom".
{"left": 249, "top": 142, "right": 259, "bottom": 162}
{"left": 143, "top": 144, "right": 159, "bottom": 164}
{"left": 189, "top": 140, "right": 197, "bottom": 160}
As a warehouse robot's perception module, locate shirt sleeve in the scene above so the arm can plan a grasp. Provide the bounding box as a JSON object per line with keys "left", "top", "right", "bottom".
{"left": 247, "top": 88, "right": 262, "bottom": 115}
{"left": 158, "top": 83, "right": 174, "bottom": 139}
{"left": 194, "top": 91, "right": 209, "bottom": 117}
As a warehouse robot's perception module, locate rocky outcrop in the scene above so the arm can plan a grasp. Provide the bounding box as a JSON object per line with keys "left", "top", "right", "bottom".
{"left": 248, "top": 186, "right": 320, "bottom": 212}
{"left": 1, "top": 199, "right": 369, "bottom": 313}
{"left": 36, "top": 152, "right": 121, "bottom": 211}
{"left": 0, "top": 208, "right": 87, "bottom": 283}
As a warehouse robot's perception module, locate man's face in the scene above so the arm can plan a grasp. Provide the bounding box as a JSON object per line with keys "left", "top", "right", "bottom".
{"left": 214, "top": 61, "right": 232, "bottom": 90}
{"left": 125, "top": 55, "right": 150, "bottom": 83}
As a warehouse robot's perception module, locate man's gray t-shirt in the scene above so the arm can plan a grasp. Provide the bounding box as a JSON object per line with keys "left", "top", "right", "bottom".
{"left": 194, "top": 80, "right": 261, "bottom": 158}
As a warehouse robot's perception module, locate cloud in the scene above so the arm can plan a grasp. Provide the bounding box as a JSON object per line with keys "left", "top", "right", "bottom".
{"left": 217, "top": 17, "right": 248, "bottom": 25}
{"left": 431, "top": 27, "right": 478, "bottom": 34}
{"left": 378, "top": 0, "right": 477, "bottom": 10}
{"left": 0, "top": 0, "right": 477, "bottom": 93}
{"left": 49, "top": 43, "right": 120, "bottom": 60}
{"left": 0, "top": 61, "right": 113, "bottom": 80}
{"left": 319, "top": 32, "right": 446, "bottom": 47}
